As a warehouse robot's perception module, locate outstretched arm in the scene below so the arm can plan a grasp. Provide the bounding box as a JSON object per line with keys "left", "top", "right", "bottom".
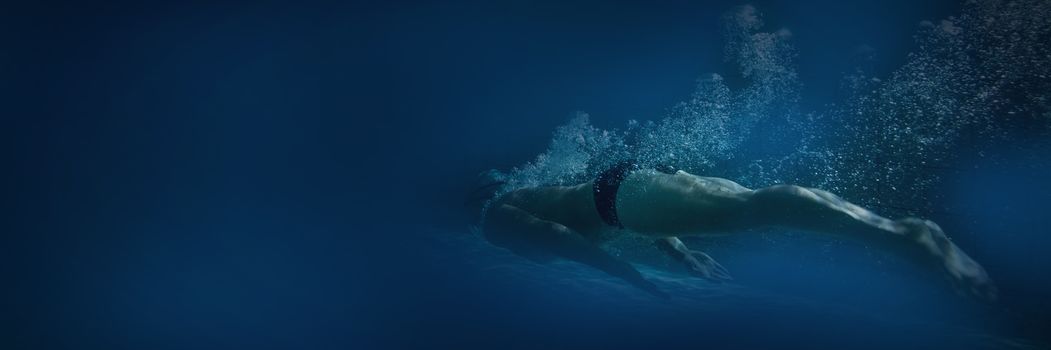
{"left": 745, "top": 184, "right": 996, "bottom": 301}
{"left": 655, "top": 237, "right": 732, "bottom": 282}
{"left": 485, "top": 203, "right": 669, "bottom": 299}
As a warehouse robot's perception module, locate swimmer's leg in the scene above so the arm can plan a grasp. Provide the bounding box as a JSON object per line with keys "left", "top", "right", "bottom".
{"left": 655, "top": 237, "right": 732, "bottom": 282}
{"left": 745, "top": 185, "right": 996, "bottom": 301}
{"left": 485, "top": 204, "right": 669, "bottom": 299}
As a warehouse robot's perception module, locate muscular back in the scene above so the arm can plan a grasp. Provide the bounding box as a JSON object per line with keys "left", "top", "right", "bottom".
{"left": 616, "top": 170, "right": 754, "bottom": 235}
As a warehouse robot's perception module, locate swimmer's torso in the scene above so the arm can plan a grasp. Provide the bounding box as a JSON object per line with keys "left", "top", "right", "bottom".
{"left": 493, "top": 169, "right": 755, "bottom": 238}
{"left": 616, "top": 170, "right": 753, "bottom": 235}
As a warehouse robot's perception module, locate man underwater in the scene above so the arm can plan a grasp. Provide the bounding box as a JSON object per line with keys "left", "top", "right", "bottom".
{"left": 472, "top": 162, "right": 996, "bottom": 301}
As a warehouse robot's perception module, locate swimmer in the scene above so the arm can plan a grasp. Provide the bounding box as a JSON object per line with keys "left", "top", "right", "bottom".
{"left": 469, "top": 162, "right": 996, "bottom": 301}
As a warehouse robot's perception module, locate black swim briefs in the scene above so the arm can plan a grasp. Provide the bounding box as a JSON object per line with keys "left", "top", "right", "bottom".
{"left": 592, "top": 162, "right": 677, "bottom": 228}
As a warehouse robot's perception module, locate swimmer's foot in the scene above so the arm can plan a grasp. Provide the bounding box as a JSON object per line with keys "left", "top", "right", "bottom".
{"left": 898, "top": 218, "right": 997, "bottom": 302}
{"left": 639, "top": 279, "right": 671, "bottom": 300}
{"left": 685, "top": 250, "right": 733, "bottom": 282}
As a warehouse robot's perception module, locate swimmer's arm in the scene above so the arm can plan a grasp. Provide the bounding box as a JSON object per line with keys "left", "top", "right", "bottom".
{"left": 655, "top": 237, "right": 732, "bottom": 282}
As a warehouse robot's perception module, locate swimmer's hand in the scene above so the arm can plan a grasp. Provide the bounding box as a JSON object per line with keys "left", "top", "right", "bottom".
{"left": 684, "top": 250, "right": 733, "bottom": 282}
{"left": 898, "top": 218, "right": 997, "bottom": 303}
{"left": 654, "top": 237, "right": 733, "bottom": 283}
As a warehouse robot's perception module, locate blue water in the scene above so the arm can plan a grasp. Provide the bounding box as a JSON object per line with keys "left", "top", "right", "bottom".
{"left": 3, "top": 0, "right": 1051, "bottom": 349}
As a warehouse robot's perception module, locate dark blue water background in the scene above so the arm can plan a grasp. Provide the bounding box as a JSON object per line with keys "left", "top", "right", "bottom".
{"left": 3, "top": 1, "right": 1050, "bottom": 349}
